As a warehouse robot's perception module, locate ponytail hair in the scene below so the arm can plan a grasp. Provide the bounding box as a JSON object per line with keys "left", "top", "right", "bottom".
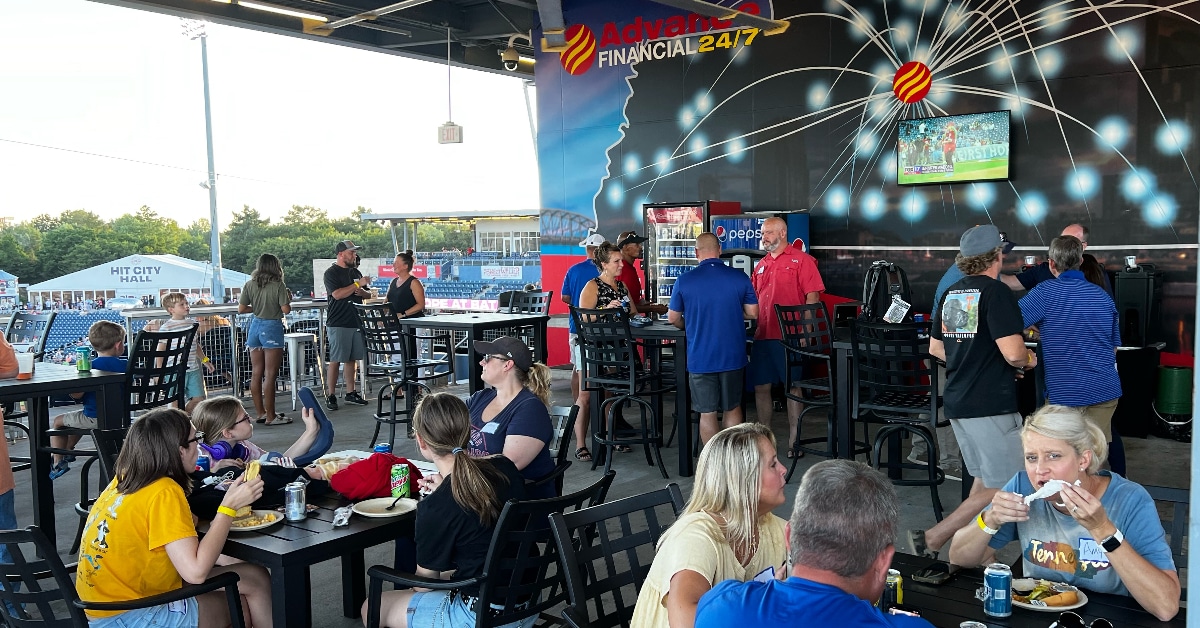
{"left": 413, "top": 393, "right": 509, "bottom": 524}
{"left": 517, "top": 363, "right": 553, "bottom": 406}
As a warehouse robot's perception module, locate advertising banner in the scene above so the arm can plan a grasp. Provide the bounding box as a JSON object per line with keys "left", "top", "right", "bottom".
{"left": 481, "top": 266, "right": 522, "bottom": 280}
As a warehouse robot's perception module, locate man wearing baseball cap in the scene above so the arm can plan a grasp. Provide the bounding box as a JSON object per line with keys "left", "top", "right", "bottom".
{"left": 560, "top": 232, "right": 606, "bottom": 460}
{"left": 323, "top": 240, "right": 372, "bottom": 410}
{"left": 911, "top": 224, "right": 1035, "bottom": 560}
{"left": 616, "top": 230, "right": 667, "bottom": 315}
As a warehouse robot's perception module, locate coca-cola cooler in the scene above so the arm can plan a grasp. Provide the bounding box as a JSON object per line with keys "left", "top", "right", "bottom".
{"left": 710, "top": 211, "right": 811, "bottom": 280}
{"left": 644, "top": 201, "right": 741, "bottom": 311}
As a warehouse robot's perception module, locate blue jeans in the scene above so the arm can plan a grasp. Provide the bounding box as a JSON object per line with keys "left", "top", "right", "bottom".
{"left": 87, "top": 597, "right": 198, "bottom": 627}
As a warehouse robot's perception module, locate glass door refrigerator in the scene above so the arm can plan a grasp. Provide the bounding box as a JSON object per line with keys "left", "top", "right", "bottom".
{"left": 643, "top": 201, "right": 741, "bottom": 312}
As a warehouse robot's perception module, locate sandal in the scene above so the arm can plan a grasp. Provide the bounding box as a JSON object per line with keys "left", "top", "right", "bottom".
{"left": 574, "top": 447, "right": 593, "bottom": 462}
{"left": 263, "top": 416, "right": 294, "bottom": 426}
{"left": 614, "top": 445, "right": 632, "bottom": 453}
{"left": 255, "top": 415, "right": 269, "bottom": 424}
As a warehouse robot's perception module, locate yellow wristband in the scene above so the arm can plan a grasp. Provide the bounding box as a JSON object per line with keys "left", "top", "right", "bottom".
{"left": 201, "top": 356, "right": 210, "bottom": 364}
{"left": 977, "top": 512, "right": 999, "bottom": 535}
{"left": 217, "top": 506, "right": 238, "bottom": 519}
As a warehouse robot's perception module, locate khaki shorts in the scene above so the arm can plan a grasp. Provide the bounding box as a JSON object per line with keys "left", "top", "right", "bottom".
{"left": 568, "top": 333, "right": 584, "bottom": 372}
{"left": 1078, "top": 398, "right": 1119, "bottom": 441}
{"left": 58, "top": 409, "right": 98, "bottom": 430}
{"left": 950, "top": 412, "right": 1025, "bottom": 488}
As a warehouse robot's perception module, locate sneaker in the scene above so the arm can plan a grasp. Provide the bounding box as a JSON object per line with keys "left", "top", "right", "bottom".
{"left": 327, "top": 395, "right": 339, "bottom": 411}
{"left": 344, "top": 391, "right": 368, "bottom": 406}
{"left": 49, "top": 460, "right": 70, "bottom": 480}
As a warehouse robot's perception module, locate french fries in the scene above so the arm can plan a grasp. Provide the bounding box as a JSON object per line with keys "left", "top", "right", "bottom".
{"left": 231, "top": 511, "right": 277, "bottom": 528}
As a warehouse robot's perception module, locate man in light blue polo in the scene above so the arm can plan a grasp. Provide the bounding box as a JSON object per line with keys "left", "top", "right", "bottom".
{"left": 561, "top": 231, "right": 604, "bottom": 461}
{"left": 668, "top": 232, "right": 759, "bottom": 444}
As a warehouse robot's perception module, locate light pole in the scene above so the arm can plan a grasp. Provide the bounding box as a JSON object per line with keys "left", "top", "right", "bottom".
{"left": 182, "top": 19, "right": 225, "bottom": 302}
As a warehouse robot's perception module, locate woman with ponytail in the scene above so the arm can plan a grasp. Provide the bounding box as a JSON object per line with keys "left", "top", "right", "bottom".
{"left": 468, "top": 336, "right": 556, "bottom": 498}
{"left": 365, "top": 393, "right": 530, "bottom": 628}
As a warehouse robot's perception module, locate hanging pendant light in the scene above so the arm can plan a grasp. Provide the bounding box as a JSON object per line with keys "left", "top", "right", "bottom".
{"left": 438, "top": 26, "right": 464, "bottom": 144}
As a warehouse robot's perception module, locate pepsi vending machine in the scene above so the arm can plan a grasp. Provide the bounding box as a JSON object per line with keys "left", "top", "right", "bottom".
{"left": 644, "top": 201, "right": 741, "bottom": 312}
{"left": 711, "top": 211, "right": 811, "bottom": 279}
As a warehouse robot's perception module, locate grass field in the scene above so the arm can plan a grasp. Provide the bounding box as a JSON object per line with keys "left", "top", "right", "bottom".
{"left": 898, "top": 158, "right": 1008, "bottom": 185}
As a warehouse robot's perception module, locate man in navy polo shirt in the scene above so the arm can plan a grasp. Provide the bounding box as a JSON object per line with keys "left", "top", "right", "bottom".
{"left": 668, "top": 232, "right": 759, "bottom": 444}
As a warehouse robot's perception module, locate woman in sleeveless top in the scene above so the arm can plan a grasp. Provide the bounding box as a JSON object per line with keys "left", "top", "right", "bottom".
{"left": 387, "top": 249, "right": 425, "bottom": 321}
{"left": 579, "top": 241, "right": 639, "bottom": 315}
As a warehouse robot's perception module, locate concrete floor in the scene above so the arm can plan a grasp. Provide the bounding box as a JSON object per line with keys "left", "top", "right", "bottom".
{"left": 21, "top": 367, "right": 1190, "bottom": 627}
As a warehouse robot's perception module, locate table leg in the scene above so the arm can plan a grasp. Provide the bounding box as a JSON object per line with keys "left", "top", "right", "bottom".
{"left": 675, "top": 342, "right": 692, "bottom": 477}
{"left": 466, "top": 331, "right": 483, "bottom": 394}
{"left": 534, "top": 321, "right": 548, "bottom": 364}
{"left": 271, "top": 565, "right": 312, "bottom": 628}
{"left": 29, "top": 397, "right": 55, "bottom": 544}
{"left": 343, "top": 549, "right": 367, "bottom": 619}
{"left": 835, "top": 346, "right": 853, "bottom": 459}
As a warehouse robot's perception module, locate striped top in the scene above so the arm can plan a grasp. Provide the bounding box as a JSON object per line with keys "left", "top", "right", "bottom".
{"left": 1018, "top": 270, "right": 1122, "bottom": 406}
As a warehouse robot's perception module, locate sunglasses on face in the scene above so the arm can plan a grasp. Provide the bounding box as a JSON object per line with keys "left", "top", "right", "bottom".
{"left": 483, "top": 354, "right": 511, "bottom": 364}
{"left": 183, "top": 431, "right": 205, "bottom": 447}
{"left": 1052, "top": 612, "right": 1112, "bottom": 628}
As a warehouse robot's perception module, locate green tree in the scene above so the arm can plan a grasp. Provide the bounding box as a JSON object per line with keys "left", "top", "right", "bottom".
{"left": 110, "top": 206, "right": 187, "bottom": 254}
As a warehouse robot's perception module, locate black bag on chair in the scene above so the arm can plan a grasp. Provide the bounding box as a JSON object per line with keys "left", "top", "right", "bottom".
{"left": 861, "top": 260, "right": 912, "bottom": 322}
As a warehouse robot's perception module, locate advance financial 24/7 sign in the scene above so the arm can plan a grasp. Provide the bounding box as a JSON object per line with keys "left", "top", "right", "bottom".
{"left": 481, "top": 266, "right": 521, "bottom": 280}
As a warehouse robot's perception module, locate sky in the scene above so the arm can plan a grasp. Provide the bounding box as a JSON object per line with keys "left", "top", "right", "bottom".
{"left": 0, "top": 0, "right": 541, "bottom": 228}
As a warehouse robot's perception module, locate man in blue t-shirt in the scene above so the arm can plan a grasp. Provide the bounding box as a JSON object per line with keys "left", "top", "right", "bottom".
{"left": 668, "top": 233, "right": 758, "bottom": 444}
{"left": 560, "top": 232, "right": 604, "bottom": 459}
{"left": 696, "top": 460, "right": 933, "bottom": 628}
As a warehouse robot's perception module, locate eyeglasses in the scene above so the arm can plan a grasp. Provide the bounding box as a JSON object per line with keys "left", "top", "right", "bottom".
{"left": 483, "top": 354, "right": 511, "bottom": 364}
{"left": 183, "top": 431, "right": 205, "bottom": 447}
{"left": 1052, "top": 612, "right": 1112, "bottom": 628}
{"left": 234, "top": 414, "right": 253, "bottom": 426}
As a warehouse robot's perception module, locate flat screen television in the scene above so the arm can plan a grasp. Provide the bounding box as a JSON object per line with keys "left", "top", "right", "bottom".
{"left": 896, "top": 110, "right": 1011, "bottom": 185}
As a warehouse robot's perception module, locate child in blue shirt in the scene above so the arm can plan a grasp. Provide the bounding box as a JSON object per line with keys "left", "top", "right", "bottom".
{"left": 49, "top": 320, "right": 128, "bottom": 479}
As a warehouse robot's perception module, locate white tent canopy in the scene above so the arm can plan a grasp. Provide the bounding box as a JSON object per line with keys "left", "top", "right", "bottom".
{"left": 27, "top": 254, "right": 249, "bottom": 305}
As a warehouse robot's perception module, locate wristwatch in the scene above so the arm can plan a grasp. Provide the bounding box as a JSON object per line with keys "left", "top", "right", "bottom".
{"left": 1100, "top": 529, "right": 1124, "bottom": 552}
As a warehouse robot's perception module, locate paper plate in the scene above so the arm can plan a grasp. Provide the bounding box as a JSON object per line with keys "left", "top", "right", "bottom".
{"left": 228, "top": 510, "right": 284, "bottom": 532}
{"left": 353, "top": 497, "right": 417, "bottom": 518}
{"left": 1012, "top": 588, "right": 1087, "bottom": 612}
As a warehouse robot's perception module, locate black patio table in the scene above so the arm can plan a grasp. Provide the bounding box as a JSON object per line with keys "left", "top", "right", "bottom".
{"left": 890, "top": 552, "right": 1185, "bottom": 627}
{"left": 0, "top": 363, "right": 125, "bottom": 547}
{"left": 393, "top": 312, "right": 549, "bottom": 394}
{"left": 205, "top": 494, "right": 414, "bottom": 628}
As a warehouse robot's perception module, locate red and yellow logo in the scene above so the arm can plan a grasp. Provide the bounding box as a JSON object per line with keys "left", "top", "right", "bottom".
{"left": 893, "top": 61, "right": 932, "bottom": 104}
{"left": 561, "top": 24, "right": 597, "bottom": 75}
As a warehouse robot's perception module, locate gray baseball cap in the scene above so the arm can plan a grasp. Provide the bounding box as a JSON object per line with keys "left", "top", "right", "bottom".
{"left": 960, "top": 225, "right": 1008, "bottom": 256}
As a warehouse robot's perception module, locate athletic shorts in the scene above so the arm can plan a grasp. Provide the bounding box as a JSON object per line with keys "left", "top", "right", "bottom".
{"left": 950, "top": 412, "right": 1025, "bottom": 488}
{"left": 246, "top": 317, "right": 285, "bottom": 350}
{"left": 183, "top": 368, "right": 206, "bottom": 401}
{"left": 58, "top": 409, "right": 98, "bottom": 429}
{"left": 748, "top": 340, "right": 788, "bottom": 387}
{"left": 327, "top": 327, "right": 366, "bottom": 363}
{"left": 689, "top": 369, "right": 744, "bottom": 413}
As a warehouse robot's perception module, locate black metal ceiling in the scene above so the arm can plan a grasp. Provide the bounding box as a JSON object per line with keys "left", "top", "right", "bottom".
{"left": 90, "top": 0, "right": 540, "bottom": 76}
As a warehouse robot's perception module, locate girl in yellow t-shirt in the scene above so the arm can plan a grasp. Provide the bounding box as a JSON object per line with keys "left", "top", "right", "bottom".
{"left": 76, "top": 408, "right": 272, "bottom": 627}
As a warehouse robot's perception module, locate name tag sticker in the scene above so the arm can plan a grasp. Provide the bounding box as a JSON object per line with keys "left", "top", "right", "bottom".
{"left": 1078, "top": 538, "right": 1107, "bottom": 563}
{"left": 752, "top": 566, "right": 775, "bottom": 583}
{"left": 481, "top": 422, "right": 499, "bottom": 434}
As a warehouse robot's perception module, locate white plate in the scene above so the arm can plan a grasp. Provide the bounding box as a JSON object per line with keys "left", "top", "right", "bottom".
{"left": 227, "top": 510, "right": 284, "bottom": 532}
{"left": 1012, "top": 588, "right": 1088, "bottom": 612}
{"left": 353, "top": 497, "right": 417, "bottom": 518}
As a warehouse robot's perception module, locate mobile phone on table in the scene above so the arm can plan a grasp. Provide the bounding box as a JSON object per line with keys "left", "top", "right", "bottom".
{"left": 910, "top": 562, "right": 960, "bottom": 586}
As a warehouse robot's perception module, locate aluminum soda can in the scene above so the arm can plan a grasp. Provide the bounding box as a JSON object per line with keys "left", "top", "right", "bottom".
{"left": 284, "top": 481, "right": 307, "bottom": 521}
{"left": 195, "top": 453, "right": 210, "bottom": 473}
{"left": 960, "top": 623, "right": 987, "bottom": 628}
{"left": 373, "top": 443, "right": 392, "bottom": 455}
{"left": 76, "top": 347, "right": 91, "bottom": 372}
{"left": 982, "top": 563, "right": 1012, "bottom": 617}
{"left": 390, "top": 464, "right": 410, "bottom": 498}
{"left": 881, "top": 569, "right": 903, "bottom": 610}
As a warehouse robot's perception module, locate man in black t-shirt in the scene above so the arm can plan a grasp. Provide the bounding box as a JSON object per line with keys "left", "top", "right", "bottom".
{"left": 908, "top": 225, "right": 1037, "bottom": 560}
{"left": 323, "top": 240, "right": 372, "bottom": 410}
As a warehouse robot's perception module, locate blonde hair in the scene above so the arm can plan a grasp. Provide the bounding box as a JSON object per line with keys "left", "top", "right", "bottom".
{"left": 192, "top": 395, "right": 246, "bottom": 445}
{"left": 683, "top": 423, "right": 776, "bottom": 558}
{"left": 414, "top": 393, "right": 509, "bottom": 524}
{"left": 955, "top": 247, "right": 1003, "bottom": 275}
{"left": 161, "top": 292, "right": 188, "bottom": 309}
{"left": 1022, "top": 405, "right": 1108, "bottom": 473}
{"left": 516, "top": 363, "right": 553, "bottom": 406}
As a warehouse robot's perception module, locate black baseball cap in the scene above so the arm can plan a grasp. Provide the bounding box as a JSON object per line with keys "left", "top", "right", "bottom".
{"left": 335, "top": 240, "right": 362, "bottom": 254}
{"left": 473, "top": 336, "right": 533, "bottom": 370}
{"left": 617, "top": 232, "right": 648, "bottom": 248}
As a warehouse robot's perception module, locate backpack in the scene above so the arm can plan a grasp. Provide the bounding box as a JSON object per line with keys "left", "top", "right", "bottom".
{"left": 861, "top": 260, "right": 912, "bottom": 322}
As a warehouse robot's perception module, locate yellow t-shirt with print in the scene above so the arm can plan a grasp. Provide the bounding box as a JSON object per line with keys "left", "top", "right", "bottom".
{"left": 76, "top": 476, "right": 198, "bottom": 618}
{"left": 630, "top": 511, "right": 787, "bottom": 628}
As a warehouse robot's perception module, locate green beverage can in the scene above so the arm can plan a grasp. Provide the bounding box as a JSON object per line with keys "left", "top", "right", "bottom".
{"left": 390, "top": 464, "right": 410, "bottom": 498}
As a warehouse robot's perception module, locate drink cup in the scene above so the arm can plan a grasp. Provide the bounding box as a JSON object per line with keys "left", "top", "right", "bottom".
{"left": 1125, "top": 255, "right": 1137, "bottom": 269}
{"left": 1024, "top": 256, "right": 1036, "bottom": 266}
{"left": 16, "top": 353, "right": 33, "bottom": 380}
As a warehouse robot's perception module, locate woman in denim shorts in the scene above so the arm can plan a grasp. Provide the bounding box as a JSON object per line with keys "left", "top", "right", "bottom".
{"left": 238, "top": 254, "right": 293, "bottom": 425}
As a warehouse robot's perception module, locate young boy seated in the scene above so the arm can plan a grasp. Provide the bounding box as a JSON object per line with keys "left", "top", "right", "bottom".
{"left": 157, "top": 292, "right": 215, "bottom": 413}
{"left": 49, "top": 321, "right": 128, "bottom": 479}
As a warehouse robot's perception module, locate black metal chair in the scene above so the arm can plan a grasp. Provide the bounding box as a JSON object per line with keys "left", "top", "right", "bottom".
{"left": 571, "top": 307, "right": 673, "bottom": 479}
{"left": 850, "top": 319, "right": 946, "bottom": 521}
{"left": 0, "top": 525, "right": 246, "bottom": 627}
{"left": 548, "top": 484, "right": 686, "bottom": 628}
{"left": 365, "top": 471, "right": 615, "bottom": 628}
{"left": 507, "top": 291, "right": 554, "bottom": 315}
{"left": 527, "top": 405, "right": 579, "bottom": 495}
{"left": 68, "top": 428, "right": 125, "bottom": 555}
{"left": 3, "top": 311, "right": 56, "bottom": 425}
{"left": 354, "top": 303, "right": 448, "bottom": 449}
{"left": 777, "top": 303, "right": 870, "bottom": 481}
{"left": 1144, "top": 484, "right": 1188, "bottom": 600}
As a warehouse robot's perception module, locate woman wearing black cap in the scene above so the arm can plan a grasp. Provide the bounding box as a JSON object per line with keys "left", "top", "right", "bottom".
{"left": 466, "top": 336, "right": 556, "bottom": 498}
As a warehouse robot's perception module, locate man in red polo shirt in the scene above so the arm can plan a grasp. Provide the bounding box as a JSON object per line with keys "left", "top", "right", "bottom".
{"left": 751, "top": 217, "right": 824, "bottom": 457}
{"left": 616, "top": 231, "right": 668, "bottom": 315}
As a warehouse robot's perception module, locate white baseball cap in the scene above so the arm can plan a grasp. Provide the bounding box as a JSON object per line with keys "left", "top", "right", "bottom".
{"left": 579, "top": 233, "right": 607, "bottom": 247}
